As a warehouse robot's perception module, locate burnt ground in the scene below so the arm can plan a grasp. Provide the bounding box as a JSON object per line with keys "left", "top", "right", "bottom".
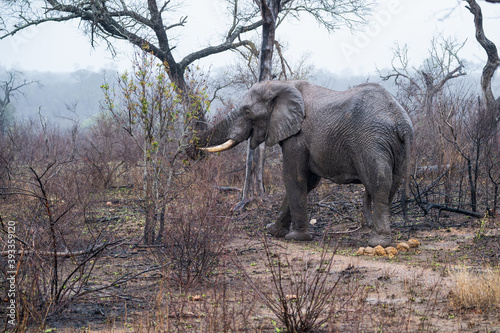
{"left": 3, "top": 180, "right": 500, "bottom": 332}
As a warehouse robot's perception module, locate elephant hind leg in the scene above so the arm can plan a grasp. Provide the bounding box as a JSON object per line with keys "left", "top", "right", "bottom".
{"left": 368, "top": 197, "right": 392, "bottom": 247}
{"left": 363, "top": 188, "right": 392, "bottom": 247}
{"left": 365, "top": 165, "right": 393, "bottom": 247}
{"left": 362, "top": 190, "right": 374, "bottom": 228}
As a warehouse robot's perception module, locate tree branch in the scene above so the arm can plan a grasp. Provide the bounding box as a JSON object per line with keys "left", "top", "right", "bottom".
{"left": 1, "top": 15, "right": 79, "bottom": 39}
{"left": 179, "top": 20, "right": 263, "bottom": 69}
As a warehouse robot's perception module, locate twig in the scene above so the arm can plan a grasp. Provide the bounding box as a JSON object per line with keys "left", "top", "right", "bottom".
{"left": 317, "top": 202, "right": 343, "bottom": 215}
{"left": 78, "top": 265, "right": 163, "bottom": 296}
{"left": 326, "top": 224, "right": 362, "bottom": 235}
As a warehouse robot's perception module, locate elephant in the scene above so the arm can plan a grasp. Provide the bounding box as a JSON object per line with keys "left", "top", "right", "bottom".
{"left": 195, "top": 80, "right": 413, "bottom": 247}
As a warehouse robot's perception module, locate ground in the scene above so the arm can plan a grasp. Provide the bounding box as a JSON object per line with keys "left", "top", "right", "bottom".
{"left": 4, "top": 180, "right": 500, "bottom": 332}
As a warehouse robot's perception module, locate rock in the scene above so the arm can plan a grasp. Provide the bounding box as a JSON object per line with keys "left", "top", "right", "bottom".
{"left": 397, "top": 242, "right": 410, "bottom": 252}
{"left": 385, "top": 246, "right": 398, "bottom": 256}
{"left": 310, "top": 219, "right": 317, "bottom": 225}
{"left": 407, "top": 239, "right": 420, "bottom": 248}
{"left": 355, "top": 247, "right": 365, "bottom": 255}
{"left": 374, "top": 245, "right": 387, "bottom": 256}
{"left": 364, "top": 246, "right": 375, "bottom": 256}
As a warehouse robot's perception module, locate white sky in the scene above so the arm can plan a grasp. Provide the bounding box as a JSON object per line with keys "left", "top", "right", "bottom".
{"left": 1, "top": 0, "right": 499, "bottom": 76}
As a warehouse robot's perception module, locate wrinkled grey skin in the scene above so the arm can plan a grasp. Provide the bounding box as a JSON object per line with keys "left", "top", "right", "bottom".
{"left": 198, "top": 81, "right": 413, "bottom": 247}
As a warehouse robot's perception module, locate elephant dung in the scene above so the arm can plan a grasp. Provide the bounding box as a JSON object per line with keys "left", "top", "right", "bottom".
{"left": 385, "top": 246, "right": 398, "bottom": 257}
{"left": 397, "top": 242, "right": 410, "bottom": 252}
{"left": 355, "top": 247, "right": 365, "bottom": 255}
{"left": 407, "top": 239, "right": 420, "bottom": 248}
{"left": 363, "top": 246, "right": 375, "bottom": 256}
{"left": 357, "top": 246, "right": 397, "bottom": 257}
{"left": 374, "top": 245, "right": 387, "bottom": 256}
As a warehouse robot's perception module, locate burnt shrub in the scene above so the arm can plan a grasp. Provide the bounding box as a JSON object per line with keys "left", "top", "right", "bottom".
{"left": 152, "top": 161, "right": 235, "bottom": 289}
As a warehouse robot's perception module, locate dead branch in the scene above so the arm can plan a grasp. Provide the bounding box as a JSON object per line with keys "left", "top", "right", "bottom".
{"left": 215, "top": 186, "right": 242, "bottom": 192}
{"left": 419, "top": 202, "right": 483, "bottom": 218}
{"left": 0, "top": 239, "right": 126, "bottom": 257}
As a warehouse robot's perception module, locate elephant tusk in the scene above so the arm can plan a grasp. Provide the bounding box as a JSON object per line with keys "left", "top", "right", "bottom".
{"left": 201, "top": 139, "right": 237, "bottom": 153}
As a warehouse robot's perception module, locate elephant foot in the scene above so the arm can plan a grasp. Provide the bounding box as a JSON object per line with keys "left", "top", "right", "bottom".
{"left": 359, "top": 223, "right": 372, "bottom": 232}
{"left": 361, "top": 217, "right": 374, "bottom": 229}
{"left": 285, "top": 230, "right": 313, "bottom": 241}
{"left": 368, "top": 232, "right": 392, "bottom": 247}
{"left": 266, "top": 222, "right": 289, "bottom": 238}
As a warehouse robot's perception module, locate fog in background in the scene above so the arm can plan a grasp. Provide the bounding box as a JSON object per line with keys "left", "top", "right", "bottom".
{"left": 1, "top": 0, "right": 499, "bottom": 128}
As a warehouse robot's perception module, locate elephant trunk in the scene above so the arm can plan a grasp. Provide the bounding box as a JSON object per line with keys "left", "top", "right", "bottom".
{"left": 193, "top": 109, "right": 250, "bottom": 154}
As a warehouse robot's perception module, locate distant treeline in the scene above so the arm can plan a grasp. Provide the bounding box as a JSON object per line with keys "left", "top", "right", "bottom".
{"left": 3, "top": 65, "right": 496, "bottom": 129}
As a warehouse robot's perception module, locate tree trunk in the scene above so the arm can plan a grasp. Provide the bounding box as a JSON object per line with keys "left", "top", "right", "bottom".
{"left": 466, "top": 0, "right": 500, "bottom": 125}
{"left": 467, "top": 158, "right": 477, "bottom": 213}
{"left": 239, "top": 0, "right": 280, "bottom": 207}
{"left": 0, "top": 116, "right": 4, "bottom": 137}
{"left": 494, "top": 184, "right": 498, "bottom": 214}
{"left": 465, "top": 0, "right": 500, "bottom": 215}
{"left": 161, "top": 59, "right": 208, "bottom": 132}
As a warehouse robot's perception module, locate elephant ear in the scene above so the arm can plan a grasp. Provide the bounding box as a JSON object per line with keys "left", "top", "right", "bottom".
{"left": 265, "top": 82, "right": 305, "bottom": 147}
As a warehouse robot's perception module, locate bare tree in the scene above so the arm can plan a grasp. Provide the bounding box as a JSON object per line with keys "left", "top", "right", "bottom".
{"left": 380, "top": 37, "right": 482, "bottom": 216}
{"left": 0, "top": 0, "right": 265, "bottom": 131}
{"left": 464, "top": 0, "right": 500, "bottom": 126}
{"left": 0, "top": 70, "right": 37, "bottom": 135}
{"left": 236, "top": 0, "right": 280, "bottom": 209}
{"left": 380, "top": 37, "right": 466, "bottom": 117}
{"left": 380, "top": 37, "right": 466, "bottom": 189}
{"left": 463, "top": 0, "right": 500, "bottom": 214}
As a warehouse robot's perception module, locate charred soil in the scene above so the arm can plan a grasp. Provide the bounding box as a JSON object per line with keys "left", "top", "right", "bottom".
{"left": 2, "top": 175, "right": 499, "bottom": 332}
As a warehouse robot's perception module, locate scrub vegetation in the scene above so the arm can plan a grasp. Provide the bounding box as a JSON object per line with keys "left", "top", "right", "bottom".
{"left": 1, "top": 46, "right": 499, "bottom": 332}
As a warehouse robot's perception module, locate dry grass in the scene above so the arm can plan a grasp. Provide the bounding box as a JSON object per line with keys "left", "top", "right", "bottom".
{"left": 450, "top": 268, "right": 500, "bottom": 311}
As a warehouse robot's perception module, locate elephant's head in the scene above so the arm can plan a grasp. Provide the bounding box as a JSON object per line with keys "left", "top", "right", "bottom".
{"left": 201, "top": 81, "right": 305, "bottom": 153}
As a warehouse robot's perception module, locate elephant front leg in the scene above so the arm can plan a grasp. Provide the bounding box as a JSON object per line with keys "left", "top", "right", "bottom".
{"left": 268, "top": 173, "right": 320, "bottom": 240}
{"left": 266, "top": 196, "right": 292, "bottom": 238}
{"left": 284, "top": 187, "right": 312, "bottom": 241}
{"left": 282, "top": 175, "right": 313, "bottom": 241}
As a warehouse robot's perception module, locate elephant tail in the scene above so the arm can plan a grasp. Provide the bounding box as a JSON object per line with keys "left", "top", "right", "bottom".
{"left": 399, "top": 123, "right": 414, "bottom": 220}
